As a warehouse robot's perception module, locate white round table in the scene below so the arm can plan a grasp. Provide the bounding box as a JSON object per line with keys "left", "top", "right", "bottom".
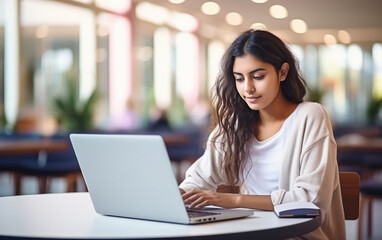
{"left": 0, "top": 192, "right": 321, "bottom": 239}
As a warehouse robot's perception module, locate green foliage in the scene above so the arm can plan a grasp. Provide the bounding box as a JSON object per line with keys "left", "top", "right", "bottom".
{"left": 0, "top": 107, "right": 7, "bottom": 130}
{"left": 366, "top": 97, "right": 382, "bottom": 125}
{"left": 307, "top": 87, "right": 324, "bottom": 103}
{"left": 167, "top": 97, "right": 189, "bottom": 127}
{"left": 53, "top": 80, "right": 99, "bottom": 132}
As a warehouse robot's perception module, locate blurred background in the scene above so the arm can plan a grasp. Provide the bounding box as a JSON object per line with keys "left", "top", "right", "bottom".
{"left": 1, "top": 0, "right": 382, "bottom": 185}
{"left": 0, "top": 0, "right": 381, "bottom": 134}
{"left": 0, "top": 1, "right": 382, "bottom": 239}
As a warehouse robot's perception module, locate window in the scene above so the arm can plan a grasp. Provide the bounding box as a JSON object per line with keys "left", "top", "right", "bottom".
{"left": 297, "top": 43, "right": 377, "bottom": 126}
{"left": 0, "top": 0, "right": 4, "bottom": 128}
{"left": 373, "top": 44, "right": 382, "bottom": 98}
{"left": 1, "top": 0, "right": 131, "bottom": 133}
{"left": 207, "top": 40, "right": 225, "bottom": 94}
{"left": 21, "top": 0, "right": 93, "bottom": 134}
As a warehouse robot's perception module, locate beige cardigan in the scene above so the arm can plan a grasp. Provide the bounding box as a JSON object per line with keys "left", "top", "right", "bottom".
{"left": 179, "top": 102, "right": 346, "bottom": 240}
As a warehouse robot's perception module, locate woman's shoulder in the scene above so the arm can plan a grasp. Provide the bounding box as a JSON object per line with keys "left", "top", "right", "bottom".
{"left": 296, "top": 101, "right": 330, "bottom": 120}
{"left": 294, "top": 101, "right": 334, "bottom": 137}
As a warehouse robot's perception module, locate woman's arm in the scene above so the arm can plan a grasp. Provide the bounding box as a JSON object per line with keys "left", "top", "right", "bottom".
{"left": 181, "top": 189, "right": 274, "bottom": 211}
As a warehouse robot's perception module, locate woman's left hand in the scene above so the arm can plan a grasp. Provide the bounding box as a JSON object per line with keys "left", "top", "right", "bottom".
{"left": 182, "top": 189, "right": 239, "bottom": 209}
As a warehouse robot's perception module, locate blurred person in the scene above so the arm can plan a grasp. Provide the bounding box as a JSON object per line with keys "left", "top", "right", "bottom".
{"left": 111, "top": 99, "right": 139, "bottom": 131}
{"left": 147, "top": 105, "right": 171, "bottom": 131}
{"left": 179, "top": 30, "right": 345, "bottom": 240}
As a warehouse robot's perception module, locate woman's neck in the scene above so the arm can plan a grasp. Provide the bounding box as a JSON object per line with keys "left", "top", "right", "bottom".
{"left": 258, "top": 93, "right": 298, "bottom": 125}
{"left": 255, "top": 94, "right": 299, "bottom": 141}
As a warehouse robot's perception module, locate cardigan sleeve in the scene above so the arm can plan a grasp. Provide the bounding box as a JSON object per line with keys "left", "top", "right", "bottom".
{"left": 271, "top": 137, "right": 338, "bottom": 210}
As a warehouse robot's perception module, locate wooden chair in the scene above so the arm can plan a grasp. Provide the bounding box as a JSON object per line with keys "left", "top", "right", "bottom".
{"left": 14, "top": 133, "right": 83, "bottom": 194}
{"left": 217, "top": 171, "right": 360, "bottom": 221}
{"left": 0, "top": 132, "right": 42, "bottom": 195}
{"left": 339, "top": 171, "right": 360, "bottom": 220}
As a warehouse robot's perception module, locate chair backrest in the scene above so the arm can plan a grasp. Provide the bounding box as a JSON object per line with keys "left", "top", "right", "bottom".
{"left": 339, "top": 171, "right": 360, "bottom": 220}
{"left": 217, "top": 171, "right": 360, "bottom": 220}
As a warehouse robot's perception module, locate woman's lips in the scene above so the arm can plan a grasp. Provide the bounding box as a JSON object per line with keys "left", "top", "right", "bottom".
{"left": 245, "top": 96, "right": 261, "bottom": 103}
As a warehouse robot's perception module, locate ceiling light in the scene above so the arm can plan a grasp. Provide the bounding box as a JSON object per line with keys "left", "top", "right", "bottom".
{"left": 290, "top": 19, "right": 308, "bottom": 34}
{"left": 324, "top": 34, "right": 337, "bottom": 46}
{"left": 136, "top": 2, "right": 170, "bottom": 25}
{"left": 168, "top": 0, "right": 185, "bottom": 4}
{"left": 201, "top": 2, "right": 220, "bottom": 15}
{"left": 269, "top": 5, "right": 288, "bottom": 19}
{"left": 225, "top": 12, "right": 243, "bottom": 26}
{"left": 251, "top": 0, "right": 268, "bottom": 3}
{"left": 170, "top": 12, "right": 198, "bottom": 32}
{"left": 338, "top": 30, "right": 351, "bottom": 44}
{"left": 251, "top": 22, "right": 267, "bottom": 30}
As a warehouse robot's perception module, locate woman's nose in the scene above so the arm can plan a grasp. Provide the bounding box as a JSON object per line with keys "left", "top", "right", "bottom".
{"left": 244, "top": 79, "right": 255, "bottom": 93}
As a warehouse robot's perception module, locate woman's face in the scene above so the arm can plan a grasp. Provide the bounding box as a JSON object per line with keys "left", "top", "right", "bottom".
{"left": 233, "top": 54, "right": 288, "bottom": 111}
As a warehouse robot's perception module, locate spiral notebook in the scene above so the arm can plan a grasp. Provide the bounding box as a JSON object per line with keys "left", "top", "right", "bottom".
{"left": 274, "top": 201, "right": 320, "bottom": 218}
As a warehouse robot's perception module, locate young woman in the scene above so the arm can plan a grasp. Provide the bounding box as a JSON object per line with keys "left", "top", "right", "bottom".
{"left": 179, "top": 30, "right": 345, "bottom": 239}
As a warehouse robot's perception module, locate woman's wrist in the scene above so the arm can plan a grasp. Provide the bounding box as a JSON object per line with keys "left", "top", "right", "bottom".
{"left": 233, "top": 193, "right": 243, "bottom": 208}
{"left": 234, "top": 194, "right": 273, "bottom": 210}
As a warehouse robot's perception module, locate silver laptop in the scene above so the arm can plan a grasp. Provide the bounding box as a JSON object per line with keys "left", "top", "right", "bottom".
{"left": 70, "top": 133, "right": 254, "bottom": 224}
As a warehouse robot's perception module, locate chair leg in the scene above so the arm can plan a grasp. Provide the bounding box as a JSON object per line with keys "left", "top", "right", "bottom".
{"left": 14, "top": 173, "right": 22, "bottom": 195}
{"left": 359, "top": 195, "right": 375, "bottom": 240}
{"left": 38, "top": 176, "right": 48, "bottom": 194}
{"left": 367, "top": 197, "right": 373, "bottom": 239}
{"left": 358, "top": 195, "right": 365, "bottom": 240}
{"left": 65, "top": 173, "right": 78, "bottom": 192}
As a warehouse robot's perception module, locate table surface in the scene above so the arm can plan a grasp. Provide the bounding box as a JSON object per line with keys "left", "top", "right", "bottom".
{"left": 0, "top": 139, "right": 69, "bottom": 156}
{"left": 0, "top": 192, "right": 321, "bottom": 240}
{"left": 0, "top": 133, "right": 192, "bottom": 157}
{"left": 336, "top": 135, "right": 382, "bottom": 152}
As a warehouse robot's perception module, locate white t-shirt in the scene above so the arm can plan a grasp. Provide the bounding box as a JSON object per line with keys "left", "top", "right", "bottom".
{"left": 241, "top": 104, "right": 300, "bottom": 195}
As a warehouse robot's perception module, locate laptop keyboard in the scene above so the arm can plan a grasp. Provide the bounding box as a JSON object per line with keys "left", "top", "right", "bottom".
{"left": 187, "top": 209, "right": 222, "bottom": 218}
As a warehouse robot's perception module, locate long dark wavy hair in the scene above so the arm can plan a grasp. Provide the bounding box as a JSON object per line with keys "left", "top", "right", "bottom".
{"left": 210, "top": 30, "right": 307, "bottom": 187}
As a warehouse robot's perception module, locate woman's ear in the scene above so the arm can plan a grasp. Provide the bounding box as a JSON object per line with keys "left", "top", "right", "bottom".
{"left": 279, "top": 62, "right": 289, "bottom": 81}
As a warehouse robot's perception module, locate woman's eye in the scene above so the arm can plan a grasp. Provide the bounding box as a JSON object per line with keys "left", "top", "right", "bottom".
{"left": 235, "top": 77, "right": 244, "bottom": 82}
{"left": 253, "top": 75, "right": 264, "bottom": 80}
